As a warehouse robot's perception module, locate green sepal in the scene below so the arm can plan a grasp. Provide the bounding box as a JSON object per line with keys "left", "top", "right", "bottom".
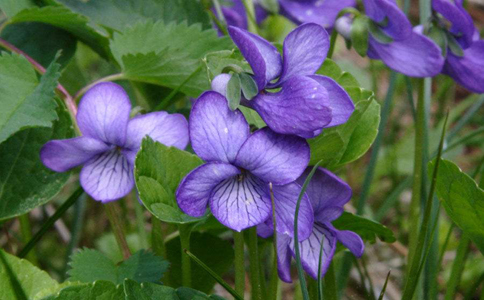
{"left": 226, "top": 73, "right": 241, "bottom": 110}
{"left": 239, "top": 72, "right": 258, "bottom": 100}
{"left": 446, "top": 32, "right": 465, "bottom": 57}
{"left": 350, "top": 15, "right": 370, "bottom": 56}
{"left": 427, "top": 25, "right": 448, "bottom": 57}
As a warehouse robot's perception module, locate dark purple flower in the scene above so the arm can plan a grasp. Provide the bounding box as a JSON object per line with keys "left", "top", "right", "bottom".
{"left": 176, "top": 91, "right": 315, "bottom": 238}
{"left": 335, "top": 0, "right": 444, "bottom": 77}
{"left": 279, "top": 0, "right": 356, "bottom": 29}
{"left": 258, "top": 167, "right": 364, "bottom": 281}
{"left": 212, "top": 23, "right": 354, "bottom": 138}
{"left": 431, "top": 0, "right": 484, "bottom": 93}
{"left": 217, "top": 0, "right": 267, "bottom": 30}
{"left": 40, "top": 82, "right": 189, "bottom": 202}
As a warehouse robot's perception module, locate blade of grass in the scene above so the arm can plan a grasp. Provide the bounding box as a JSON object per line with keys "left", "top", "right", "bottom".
{"left": 245, "top": 226, "right": 263, "bottom": 300}
{"left": 317, "top": 241, "right": 325, "bottom": 300}
{"left": 179, "top": 224, "right": 192, "bottom": 287}
{"left": 323, "top": 263, "right": 338, "bottom": 300}
{"left": 19, "top": 186, "right": 84, "bottom": 258}
{"left": 233, "top": 230, "right": 245, "bottom": 297}
{"left": 445, "top": 235, "right": 470, "bottom": 300}
{"left": 401, "top": 111, "right": 449, "bottom": 300}
{"left": 378, "top": 271, "right": 391, "bottom": 300}
{"left": 294, "top": 160, "right": 323, "bottom": 300}
{"left": 185, "top": 250, "right": 244, "bottom": 300}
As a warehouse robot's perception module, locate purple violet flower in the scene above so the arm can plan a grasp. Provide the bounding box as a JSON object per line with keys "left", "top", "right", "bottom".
{"left": 430, "top": 0, "right": 484, "bottom": 93}
{"left": 176, "top": 91, "right": 315, "bottom": 238}
{"left": 336, "top": 0, "right": 444, "bottom": 77}
{"left": 212, "top": 23, "right": 355, "bottom": 138}
{"left": 218, "top": 0, "right": 267, "bottom": 30}
{"left": 40, "top": 82, "right": 189, "bottom": 202}
{"left": 258, "top": 167, "right": 364, "bottom": 281}
{"left": 279, "top": 0, "right": 356, "bottom": 30}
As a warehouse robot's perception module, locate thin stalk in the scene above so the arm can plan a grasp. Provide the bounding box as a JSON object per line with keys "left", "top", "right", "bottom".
{"left": 323, "top": 263, "right": 338, "bottom": 300}
{"left": 233, "top": 230, "right": 246, "bottom": 297}
{"left": 327, "top": 29, "right": 338, "bottom": 59}
{"left": 245, "top": 227, "right": 263, "bottom": 300}
{"left": 437, "top": 224, "right": 454, "bottom": 270}
{"left": 185, "top": 250, "right": 244, "bottom": 300}
{"left": 357, "top": 71, "right": 398, "bottom": 214}
{"left": 361, "top": 255, "right": 377, "bottom": 300}
{"left": 407, "top": 79, "right": 427, "bottom": 267}
{"left": 132, "top": 196, "right": 148, "bottom": 249}
{"left": 444, "top": 235, "right": 470, "bottom": 300}
{"left": 269, "top": 182, "right": 278, "bottom": 296}
{"left": 404, "top": 77, "right": 416, "bottom": 120}
{"left": 73, "top": 73, "right": 125, "bottom": 102}
{"left": 105, "top": 202, "right": 131, "bottom": 260}
{"left": 378, "top": 271, "right": 392, "bottom": 300}
{"left": 19, "top": 187, "right": 84, "bottom": 258}
{"left": 241, "top": 0, "right": 259, "bottom": 34}
{"left": 464, "top": 272, "right": 484, "bottom": 300}
{"left": 295, "top": 161, "right": 323, "bottom": 300}
{"left": 268, "top": 248, "right": 280, "bottom": 300}
{"left": 151, "top": 216, "right": 166, "bottom": 258}
{"left": 212, "top": 0, "right": 227, "bottom": 25}
{"left": 0, "top": 37, "right": 77, "bottom": 118}
{"left": 401, "top": 112, "right": 449, "bottom": 300}
{"left": 154, "top": 65, "right": 203, "bottom": 111}
{"left": 208, "top": 10, "right": 228, "bottom": 35}
{"left": 18, "top": 214, "right": 38, "bottom": 265}
{"left": 317, "top": 241, "right": 325, "bottom": 300}
{"left": 447, "top": 95, "right": 484, "bottom": 141}
{"left": 179, "top": 224, "right": 192, "bottom": 287}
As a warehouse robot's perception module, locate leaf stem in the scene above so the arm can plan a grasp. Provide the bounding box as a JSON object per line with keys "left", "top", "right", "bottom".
{"left": 19, "top": 186, "right": 84, "bottom": 258}
{"left": 105, "top": 201, "right": 131, "bottom": 260}
{"left": 179, "top": 223, "right": 192, "bottom": 287}
{"left": 185, "top": 250, "right": 244, "bottom": 300}
{"left": 233, "top": 230, "right": 246, "bottom": 297}
{"left": 0, "top": 37, "right": 77, "bottom": 118}
{"left": 444, "top": 235, "right": 470, "bottom": 300}
{"left": 268, "top": 247, "right": 280, "bottom": 300}
{"left": 245, "top": 227, "right": 263, "bottom": 300}
{"left": 327, "top": 29, "right": 338, "bottom": 59}
{"left": 18, "top": 214, "right": 38, "bottom": 265}
{"left": 151, "top": 216, "right": 166, "bottom": 259}
{"left": 132, "top": 194, "right": 148, "bottom": 249}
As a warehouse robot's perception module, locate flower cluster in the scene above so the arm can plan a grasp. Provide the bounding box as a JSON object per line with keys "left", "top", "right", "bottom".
{"left": 178, "top": 23, "right": 363, "bottom": 280}
{"left": 41, "top": 82, "right": 189, "bottom": 202}
{"left": 212, "top": 23, "right": 354, "bottom": 138}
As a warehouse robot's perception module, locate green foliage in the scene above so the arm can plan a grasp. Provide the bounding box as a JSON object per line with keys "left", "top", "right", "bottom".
{"left": 202, "top": 50, "right": 250, "bottom": 81}
{"left": 0, "top": 53, "right": 60, "bottom": 143}
{"left": 1, "top": 23, "right": 77, "bottom": 69}
{"left": 431, "top": 159, "right": 484, "bottom": 254}
{"left": 333, "top": 212, "right": 396, "bottom": 244}
{"left": 0, "top": 249, "right": 59, "bottom": 300}
{"left": 0, "top": 99, "right": 74, "bottom": 221}
{"left": 239, "top": 72, "right": 258, "bottom": 100}
{"left": 54, "top": 0, "right": 211, "bottom": 32}
{"left": 7, "top": 5, "right": 111, "bottom": 59}
{"left": 0, "top": 0, "right": 33, "bottom": 17}
{"left": 110, "top": 21, "right": 233, "bottom": 97}
{"left": 68, "top": 249, "right": 169, "bottom": 285}
{"left": 309, "top": 59, "right": 380, "bottom": 168}
{"left": 135, "top": 137, "right": 204, "bottom": 224}
{"left": 39, "top": 281, "right": 125, "bottom": 300}
{"left": 165, "top": 232, "right": 235, "bottom": 293}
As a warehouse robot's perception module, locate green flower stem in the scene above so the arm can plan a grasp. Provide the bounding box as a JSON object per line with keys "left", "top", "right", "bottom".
{"left": 407, "top": 79, "right": 427, "bottom": 267}
{"left": 323, "top": 263, "right": 338, "bottom": 300}
{"left": 327, "top": 29, "right": 338, "bottom": 59}
{"left": 233, "top": 230, "right": 246, "bottom": 297}
{"left": 19, "top": 186, "right": 84, "bottom": 258}
{"left": 0, "top": 37, "right": 77, "bottom": 119}
{"left": 105, "top": 201, "right": 131, "bottom": 260}
{"left": 357, "top": 71, "right": 398, "bottom": 214}
{"left": 179, "top": 224, "right": 192, "bottom": 287}
{"left": 18, "top": 214, "right": 38, "bottom": 265}
{"left": 444, "top": 235, "right": 470, "bottom": 300}
{"left": 211, "top": 0, "right": 227, "bottom": 26}
{"left": 268, "top": 249, "right": 280, "bottom": 300}
{"left": 151, "top": 216, "right": 166, "bottom": 258}
{"left": 241, "top": 0, "right": 259, "bottom": 34}
{"left": 245, "top": 227, "right": 263, "bottom": 300}
{"left": 73, "top": 73, "right": 125, "bottom": 103}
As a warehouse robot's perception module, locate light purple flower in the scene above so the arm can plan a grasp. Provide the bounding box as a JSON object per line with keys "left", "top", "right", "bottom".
{"left": 361, "top": 0, "right": 444, "bottom": 77}
{"left": 212, "top": 23, "right": 354, "bottom": 138}
{"left": 176, "top": 91, "right": 314, "bottom": 238}
{"left": 40, "top": 82, "right": 189, "bottom": 202}
{"left": 432, "top": 0, "right": 484, "bottom": 93}
{"left": 279, "top": 0, "right": 356, "bottom": 30}
{"left": 258, "top": 167, "right": 364, "bottom": 282}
